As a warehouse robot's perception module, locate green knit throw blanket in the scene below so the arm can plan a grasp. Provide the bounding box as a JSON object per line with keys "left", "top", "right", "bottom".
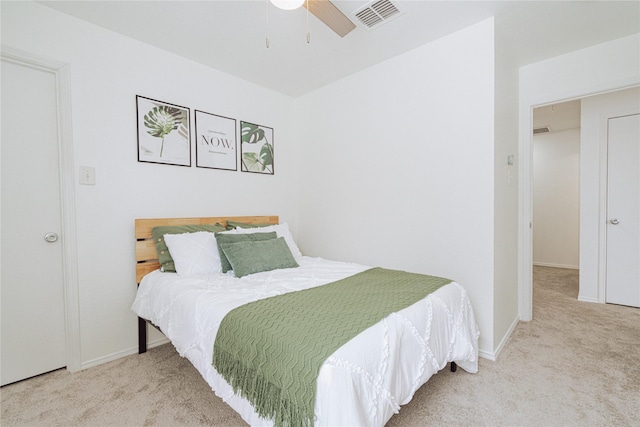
{"left": 212, "top": 267, "right": 451, "bottom": 427}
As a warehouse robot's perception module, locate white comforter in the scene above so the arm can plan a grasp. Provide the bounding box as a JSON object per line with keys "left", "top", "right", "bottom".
{"left": 132, "top": 257, "right": 479, "bottom": 426}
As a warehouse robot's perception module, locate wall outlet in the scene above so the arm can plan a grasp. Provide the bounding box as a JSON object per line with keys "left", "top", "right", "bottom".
{"left": 79, "top": 166, "right": 95, "bottom": 185}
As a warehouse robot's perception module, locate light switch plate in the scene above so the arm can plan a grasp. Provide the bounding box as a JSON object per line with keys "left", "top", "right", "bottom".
{"left": 79, "top": 166, "right": 95, "bottom": 185}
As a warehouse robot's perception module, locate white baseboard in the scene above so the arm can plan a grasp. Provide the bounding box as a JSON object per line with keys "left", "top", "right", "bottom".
{"left": 148, "top": 337, "right": 171, "bottom": 349}
{"left": 533, "top": 262, "right": 579, "bottom": 270}
{"left": 478, "top": 349, "right": 496, "bottom": 361}
{"left": 80, "top": 337, "right": 170, "bottom": 371}
{"left": 81, "top": 348, "right": 137, "bottom": 370}
{"left": 479, "top": 316, "right": 520, "bottom": 362}
{"left": 493, "top": 316, "right": 520, "bottom": 359}
{"left": 578, "top": 295, "right": 601, "bottom": 303}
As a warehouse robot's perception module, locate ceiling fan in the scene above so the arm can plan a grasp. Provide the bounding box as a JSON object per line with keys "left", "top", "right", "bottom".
{"left": 270, "top": 0, "right": 356, "bottom": 38}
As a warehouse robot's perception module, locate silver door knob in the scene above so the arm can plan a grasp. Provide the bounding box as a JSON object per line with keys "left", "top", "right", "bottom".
{"left": 44, "top": 232, "right": 58, "bottom": 243}
{"left": 610, "top": 219, "right": 620, "bottom": 225}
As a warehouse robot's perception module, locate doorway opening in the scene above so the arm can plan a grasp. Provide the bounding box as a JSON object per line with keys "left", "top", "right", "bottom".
{"left": 531, "top": 100, "right": 581, "bottom": 304}
{"left": 522, "top": 86, "right": 640, "bottom": 320}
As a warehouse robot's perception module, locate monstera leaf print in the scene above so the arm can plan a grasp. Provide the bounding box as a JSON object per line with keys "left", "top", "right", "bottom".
{"left": 242, "top": 122, "right": 266, "bottom": 145}
{"left": 241, "top": 122, "right": 273, "bottom": 173}
{"left": 144, "top": 105, "right": 186, "bottom": 158}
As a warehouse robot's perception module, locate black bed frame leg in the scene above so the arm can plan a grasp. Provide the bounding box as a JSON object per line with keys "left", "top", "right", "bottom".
{"left": 450, "top": 361, "right": 457, "bottom": 372}
{"left": 138, "top": 317, "right": 147, "bottom": 354}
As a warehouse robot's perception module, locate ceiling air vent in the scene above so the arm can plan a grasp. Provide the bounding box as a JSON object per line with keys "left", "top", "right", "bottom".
{"left": 533, "top": 126, "right": 551, "bottom": 135}
{"left": 353, "top": 0, "right": 404, "bottom": 30}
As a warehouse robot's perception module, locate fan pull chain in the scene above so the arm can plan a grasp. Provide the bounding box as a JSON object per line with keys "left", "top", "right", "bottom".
{"left": 306, "top": 0, "right": 310, "bottom": 44}
{"left": 266, "top": 0, "right": 270, "bottom": 48}
{"left": 265, "top": 0, "right": 310, "bottom": 47}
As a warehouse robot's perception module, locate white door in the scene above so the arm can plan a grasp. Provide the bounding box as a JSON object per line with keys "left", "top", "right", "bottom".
{"left": 1, "top": 59, "right": 67, "bottom": 385}
{"left": 605, "top": 113, "right": 640, "bottom": 307}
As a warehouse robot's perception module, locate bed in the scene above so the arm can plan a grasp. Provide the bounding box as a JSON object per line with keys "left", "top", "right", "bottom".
{"left": 132, "top": 216, "right": 479, "bottom": 426}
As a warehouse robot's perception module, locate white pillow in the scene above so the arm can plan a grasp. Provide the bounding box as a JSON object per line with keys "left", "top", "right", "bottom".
{"left": 229, "top": 222, "right": 302, "bottom": 259}
{"left": 163, "top": 231, "right": 221, "bottom": 277}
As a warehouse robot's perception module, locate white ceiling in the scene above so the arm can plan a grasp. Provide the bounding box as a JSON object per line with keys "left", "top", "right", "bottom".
{"left": 39, "top": 0, "right": 640, "bottom": 98}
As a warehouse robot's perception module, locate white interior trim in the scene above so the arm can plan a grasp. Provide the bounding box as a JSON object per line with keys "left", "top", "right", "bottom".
{"left": 518, "top": 101, "right": 534, "bottom": 321}
{"left": 477, "top": 315, "right": 518, "bottom": 362}
{"left": 598, "top": 107, "right": 640, "bottom": 304}
{"left": 492, "top": 316, "right": 520, "bottom": 360}
{"left": 597, "top": 111, "right": 609, "bottom": 304}
{"left": 1, "top": 46, "right": 81, "bottom": 373}
{"left": 81, "top": 337, "right": 170, "bottom": 371}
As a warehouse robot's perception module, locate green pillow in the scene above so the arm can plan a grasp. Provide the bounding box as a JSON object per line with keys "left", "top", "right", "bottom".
{"left": 152, "top": 224, "right": 226, "bottom": 272}
{"left": 214, "top": 232, "right": 277, "bottom": 273}
{"left": 225, "top": 220, "right": 273, "bottom": 230}
{"left": 220, "top": 237, "right": 299, "bottom": 278}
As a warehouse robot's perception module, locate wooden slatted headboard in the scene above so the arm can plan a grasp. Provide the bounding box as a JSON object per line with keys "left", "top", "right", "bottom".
{"left": 135, "top": 215, "right": 279, "bottom": 354}
{"left": 135, "top": 215, "right": 279, "bottom": 284}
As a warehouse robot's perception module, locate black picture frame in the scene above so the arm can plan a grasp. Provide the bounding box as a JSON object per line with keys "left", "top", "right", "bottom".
{"left": 136, "top": 95, "right": 191, "bottom": 167}
{"left": 240, "top": 121, "right": 274, "bottom": 175}
{"left": 194, "top": 110, "right": 237, "bottom": 171}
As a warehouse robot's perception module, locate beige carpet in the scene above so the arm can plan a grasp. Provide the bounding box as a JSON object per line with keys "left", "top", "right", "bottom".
{"left": 2, "top": 266, "right": 639, "bottom": 426}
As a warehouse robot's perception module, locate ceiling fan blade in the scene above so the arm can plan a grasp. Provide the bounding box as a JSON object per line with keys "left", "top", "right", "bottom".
{"left": 304, "top": 0, "right": 356, "bottom": 38}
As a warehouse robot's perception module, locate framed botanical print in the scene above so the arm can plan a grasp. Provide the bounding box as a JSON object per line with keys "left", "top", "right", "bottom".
{"left": 136, "top": 96, "right": 190, "bottom": 167}
{"left": 240, "top": 121, "right": 274, "bottom": 175}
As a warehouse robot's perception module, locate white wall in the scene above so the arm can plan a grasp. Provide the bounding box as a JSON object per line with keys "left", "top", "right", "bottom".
{"left": 519, "top": 33, "right": 640, "bottom": 318}
{"left": 1, "top": 1, "right": 299, "bottom": 367}
{"left": 532, "top": 128, "right": 580, "bottom": 269}
{"left": 492, "top": 26, "right": 520, "bottom": 354}
{"left": 3, "top": 2, "right": 508, "bottom": 367}
{"left": 294, "top": 19, "right": 497, "bottom": 356}
{"left": 579, "top": 87, "right": 640, "bottom": 302}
